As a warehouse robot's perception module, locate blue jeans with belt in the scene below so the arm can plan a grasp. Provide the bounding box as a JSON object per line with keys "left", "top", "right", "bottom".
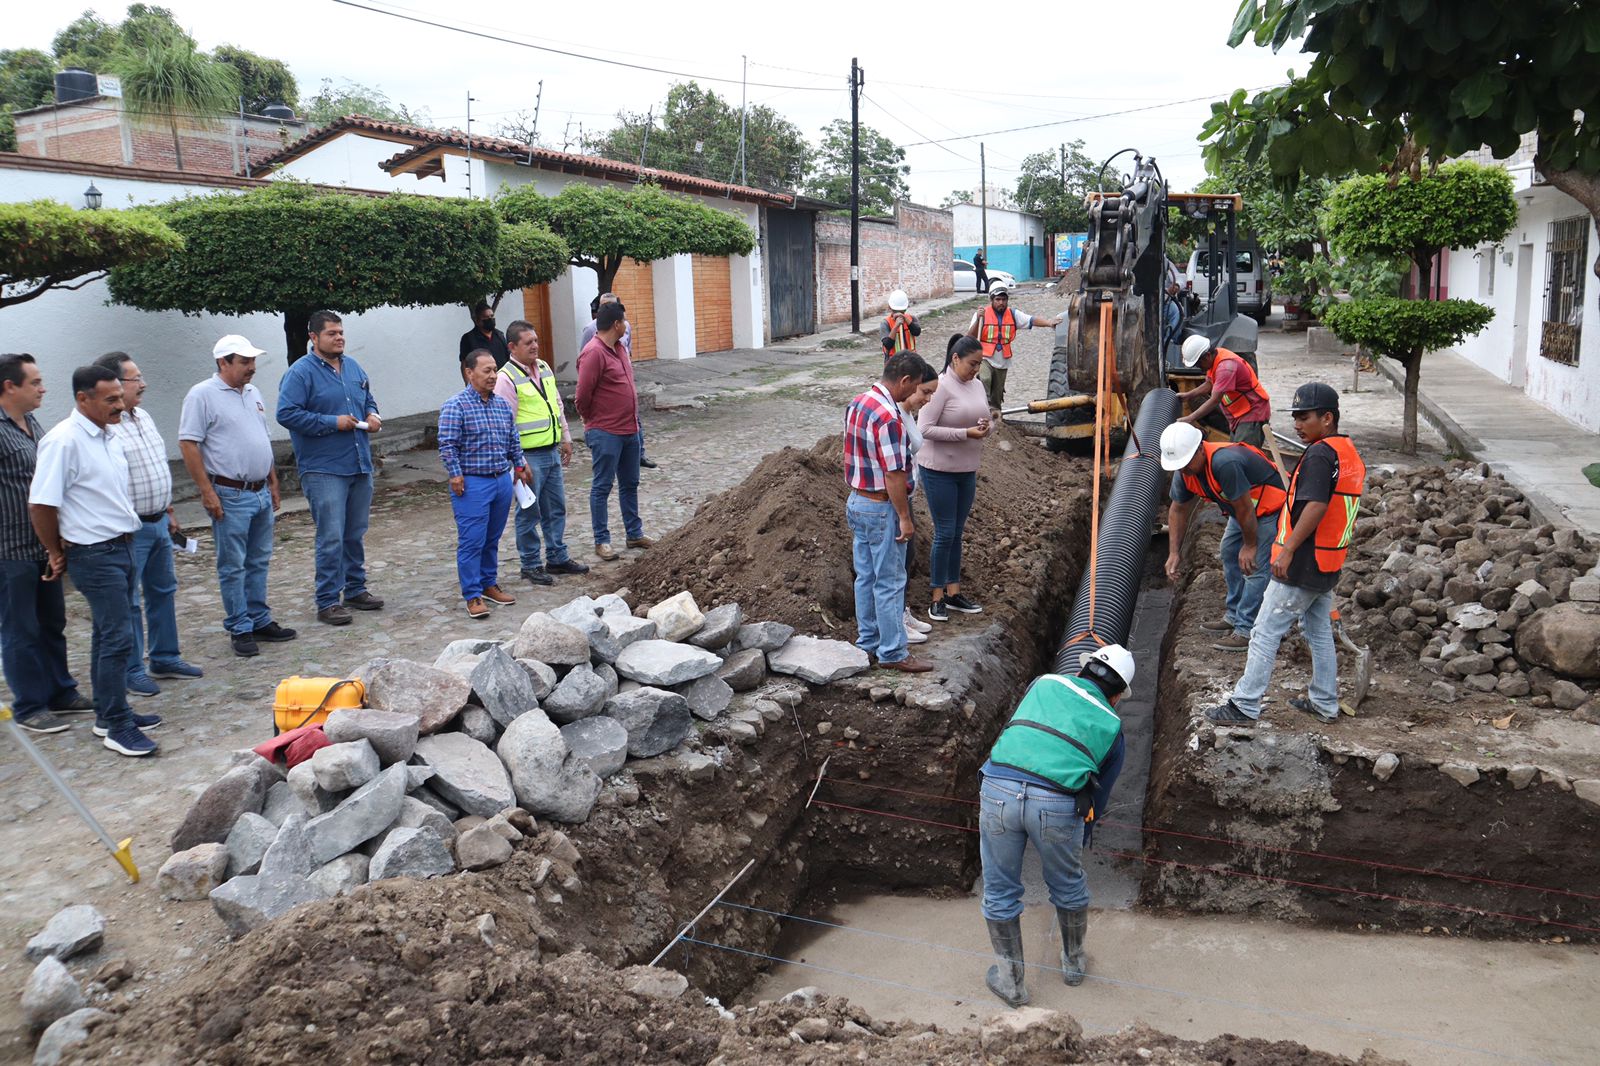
{"left": 846, "top": 493, "right": 908, "bottom": 663}
{"left": 515, "top": 445, "right": 570, "bottom": 569}
{"left": 587, "top": 427, "right": 643, "bottom": 545}
{"left": 213, "top": 484, "right": 275, "bottom": 635}
{"left": 979, "top": 775, "right": 1089, "bottom": 920}
{"left": 0, "top": 558, "right": 80, "bottom": 723}
{"left": 128, "top": 515, "right": 181, "bottom": 676}
{"left": 65, "top": 538, "right": 137, "bottom": 733}
{"left": 300, "top": 471, "right": 373, "bottom": 609}
{"left": 452, "top": 471, "right": 514, "bottom": 600}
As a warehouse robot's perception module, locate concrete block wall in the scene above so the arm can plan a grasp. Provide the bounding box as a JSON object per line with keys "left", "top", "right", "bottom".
{"left": 816, "top": 202, "right": 954, "bottom": 326}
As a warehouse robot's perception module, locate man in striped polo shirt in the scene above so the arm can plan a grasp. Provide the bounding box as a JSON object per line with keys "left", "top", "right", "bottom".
{"left": 844, "top": 352, "right": 935, "bottom": 673}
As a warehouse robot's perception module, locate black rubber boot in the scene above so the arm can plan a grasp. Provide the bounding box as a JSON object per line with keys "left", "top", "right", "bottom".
{"left": 984, "top": 918, "right": 1030, "bottom": 1007}
{"left": 1057, "top": 907, "right": 1088, "bottom": 986}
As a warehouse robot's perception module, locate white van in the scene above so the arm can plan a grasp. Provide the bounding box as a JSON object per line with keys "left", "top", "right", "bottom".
{"left": 1186, "top": 244, "right": 1272, "bottom": 324}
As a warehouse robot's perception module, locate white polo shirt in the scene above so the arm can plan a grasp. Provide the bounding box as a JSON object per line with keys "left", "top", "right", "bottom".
{"left": 29, "top": 410, "right": 141, "bottom": 546}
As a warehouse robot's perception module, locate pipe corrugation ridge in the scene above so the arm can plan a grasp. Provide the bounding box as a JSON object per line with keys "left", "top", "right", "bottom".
{"left": 1054, "top": 388, "right": 1180, "bottom": 674}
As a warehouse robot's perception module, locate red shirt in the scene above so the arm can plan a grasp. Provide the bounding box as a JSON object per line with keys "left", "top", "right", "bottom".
{"left": 842, "top": 382, "right": 907, "bottom": 492}
{"left": 574, "top": 334, "right": 639, "bottom": 436}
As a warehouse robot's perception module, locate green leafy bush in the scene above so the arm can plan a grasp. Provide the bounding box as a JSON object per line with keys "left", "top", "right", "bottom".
{"left": 1, "top": 200, "right": 183, "bottom": 309}
{"left": 1321, "top": 298, "right": 1494, "bottom": 360}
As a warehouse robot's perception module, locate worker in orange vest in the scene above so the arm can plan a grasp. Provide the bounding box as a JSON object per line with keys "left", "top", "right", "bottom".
{"left": 962, "top": 283, "right": 1062, "bottom": 411}
{"left": 1177, "top": 336, "right": 1271, "bottom": 446}
{"left": 879, "top": 289, "right": 921, "bottom": 362}
{"left": 1207, "top": 382, "right": 1366, "bottom": 726}
{"left": 1160, "top": 422, "right": 1286, "bottom": 653}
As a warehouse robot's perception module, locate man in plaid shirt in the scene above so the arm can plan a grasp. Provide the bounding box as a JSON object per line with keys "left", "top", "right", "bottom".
{"left": 845, "top": 351, "right": 936, "bottom": 672}
{"left": 440, "top": 350, "right": 531, "bottom": 619}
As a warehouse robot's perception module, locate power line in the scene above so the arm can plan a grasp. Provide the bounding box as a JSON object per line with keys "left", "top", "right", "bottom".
{"left": 860, "top": 94, "right": 972, "bottom": 165}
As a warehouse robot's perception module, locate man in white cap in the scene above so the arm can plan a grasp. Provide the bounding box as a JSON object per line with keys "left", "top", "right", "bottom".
{"left": 1160, "top": 422, "right": 1286, "bottom": 652}
{"left": 963, "top": 283, "right": 1062, "bottom": 411}
{"left": 178, "top": 336, "right": 297, "bottom": 658}
{"left": 879, "top": 289, "right": 921, "bottom": 362}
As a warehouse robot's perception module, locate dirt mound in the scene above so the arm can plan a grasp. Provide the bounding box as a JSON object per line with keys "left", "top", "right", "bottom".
{"left": 1052, "top": 266, "right": 1083, "bottom": 295}
{"left": 620, "top": 425, "right": 1090, "bottom": 634}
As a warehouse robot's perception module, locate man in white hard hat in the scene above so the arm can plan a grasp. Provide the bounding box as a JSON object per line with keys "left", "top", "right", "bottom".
{"left": 178, "top": 335, "right": 296, "bottom": 658}
{"left": 1176, "top": 335, "right": 1271, "bottom": 445}
{"left": 1160, "top": 422, "right": 1286, "bottom": 652}
{"left": 977, "top": 643, "right": 1134, "bottom": 1006}
{"left": 963, "top": 283, "right": 1063, "bottom": 411}
{"left": 879, "top": 289, "right": 921, "bottom": 361}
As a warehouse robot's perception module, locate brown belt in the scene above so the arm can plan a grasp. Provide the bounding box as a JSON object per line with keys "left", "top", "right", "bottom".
{"left": 211, "top": 474, "right": 267, "bottom": 491}
{"left": 852, "top": 488, "right": 890, "bottom": 502}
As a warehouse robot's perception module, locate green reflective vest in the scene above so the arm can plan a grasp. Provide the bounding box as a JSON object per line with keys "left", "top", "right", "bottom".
{"left": 500, "top": 358, "right": 563, "bottom": 449}
{"left": 986, "top": 674, "right": 1121, "bottom": 794}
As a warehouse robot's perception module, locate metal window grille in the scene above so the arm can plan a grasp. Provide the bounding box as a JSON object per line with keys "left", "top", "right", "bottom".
{"left": 1540, "top": 216, "right": 1588, "bottom": 366}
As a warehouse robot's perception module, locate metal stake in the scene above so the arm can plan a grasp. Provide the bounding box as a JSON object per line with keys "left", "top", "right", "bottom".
{"left": 649, "top": 858, "right": 756, "bottom": 968}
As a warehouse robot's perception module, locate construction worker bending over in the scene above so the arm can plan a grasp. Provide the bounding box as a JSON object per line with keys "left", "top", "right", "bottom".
{"left": 1176, "top": 335, "right": 1271, "bottom": 446}
{"left": 1160, "top": 422, "right": 1286, "bottom": 654}
{"left": 977, "top": 644, "right": 1133, "bottom": 1006}
{"left": 963, "top": 283, "right": 1062, "bottom": 411}
{"left": 1207, "top": 383, "right": 1365, "bottom": 726}
{"left": 880, "top": 289, "right": 920, "bottom": 361}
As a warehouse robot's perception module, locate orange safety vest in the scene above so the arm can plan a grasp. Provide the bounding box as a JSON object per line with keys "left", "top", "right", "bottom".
{"left": 1273, "top": 435, "right": 1366, "bottom": 572}
{"left": 1180, "top": 442, "right": 1286, "bottom": 518}
{"left": 884, "top": 313, "right": 917, "bottom": 354}
{"left": 978, "top": 306, "right": 1019, "bottom": 360}
{"left": 1206, "top": 348, "right": 1270, "bottom": 424}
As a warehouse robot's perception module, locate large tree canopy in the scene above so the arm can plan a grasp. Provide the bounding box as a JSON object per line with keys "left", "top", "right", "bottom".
{"left": 806, "top": 120, "right": 909, "bottom": 215}
{"left": 1, "top": 199, "right": 183, "bottom": 309}
{"left": 1011, "top": 140, "right": 1117, "bottom": 234}
{"left": 214, "top": 44, "right": 298, "bottom": 114}
{"left": 497, "top": 182, "right": 755, "bottom": 294}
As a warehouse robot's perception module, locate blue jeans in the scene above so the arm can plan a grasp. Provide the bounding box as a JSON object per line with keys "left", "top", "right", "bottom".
{"left": 65, "top": 539, "right": 137, "bottom": 732}
{"left": 846, "top": 493, "right": 907, "bottom": 663}
{"left": 921, "top": 468, "right": 976, "bottom": 590}
{"left": 587, "top": 428, "right": 643, "bottom": 545}
{"left": 515, "top": 446, "right": 570, "bottom": 569}
{"left": 0, "top": 558, "right": 80, "bottom": 723}
{"left": 1219, "top": 510, "right": 1279, "bottom": 637}
{"left": 979, "top": 776, "right": 1089, "bottom": 920}
{"left": 214, "top": 485, "right": 276, "bottom": 635}
{"left": 1228, "top": 579, "right": 1339, "bottom": 719}
{"left": 300, "top": 471, "right": 373, "bottom": 609}
{"left": 1162, "top": 296, "right": 1183, "bottom": 357}
{"left": 128, "top": 516, "right": 181, "bottom": 675}
{"left": 453, "top": 472, "right": 514, "bottom": 600}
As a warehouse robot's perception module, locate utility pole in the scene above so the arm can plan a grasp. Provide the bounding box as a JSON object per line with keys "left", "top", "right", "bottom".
{"left": 637, "top": 108, "right": 652, "bottom": 175}
{"left": 850, "top": 57, "right": 863, "bottom": 333}
{"left": 980, "top": 142, "right": 988, "bottom": 269}
{"left": 239, "top": 95, "right": 250, "bottom": 178}
{"left": 526, "top": 79, "right": 543, "bottom": 164}
{"left": 1060, "top": 143, "right": 1066, "bottom": 189}
{"left": 465, "top": 90, "right": 475, "bottom": 199}
{"left": 738, "top": 54, "right": 748, "bottom": 187}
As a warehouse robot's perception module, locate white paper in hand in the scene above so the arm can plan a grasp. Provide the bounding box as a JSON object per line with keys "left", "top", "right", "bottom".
{"left": 513, "top": 480, "right": 537, "bottom": 510}
{"left": 355, "top": 420, "right": 370, "bottom": 431}
{"left": 183, "top": 537, "right": 199, "bottom": 554}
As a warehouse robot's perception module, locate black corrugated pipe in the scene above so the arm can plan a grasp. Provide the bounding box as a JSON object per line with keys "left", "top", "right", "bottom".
{"left": 1054, "top": 388, "right": 1180, "bottom": 674}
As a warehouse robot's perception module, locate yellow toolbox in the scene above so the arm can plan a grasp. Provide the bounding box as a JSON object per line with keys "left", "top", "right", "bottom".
{"left": 272, "top": 676, "right": 365, "bottom": 734}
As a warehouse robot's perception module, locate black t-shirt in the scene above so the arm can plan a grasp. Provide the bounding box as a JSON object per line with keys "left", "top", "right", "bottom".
{"left": 459, "top": 327, "right": 510, "bottom": 368}
{"left": 1283, "top": 439, "right": 1339, "bottom": 592}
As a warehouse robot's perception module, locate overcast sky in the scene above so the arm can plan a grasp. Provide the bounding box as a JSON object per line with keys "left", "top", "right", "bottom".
{"left": 10, "top": 0, "right": 1305, "bottom": 203}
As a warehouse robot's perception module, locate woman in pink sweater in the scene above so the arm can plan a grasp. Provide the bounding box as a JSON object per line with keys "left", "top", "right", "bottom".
{"left": 917, "top": 335, "right": 993, "bottom": 622}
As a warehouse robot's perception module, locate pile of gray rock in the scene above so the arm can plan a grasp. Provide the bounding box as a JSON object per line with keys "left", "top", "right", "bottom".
{"left": 19, "top": 904, "right": 124, "bottom": 1064}
{"left": 1340, "top": 464, "right": 1600, "bottom": 712}
{"left": 156, "top": 589, "right": 870, "bottom": 936}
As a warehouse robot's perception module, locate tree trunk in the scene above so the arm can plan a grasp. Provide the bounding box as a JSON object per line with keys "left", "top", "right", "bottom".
{"left": 595, "top": 256, "right": 621, "bottom": 296}
{"left": 1402, "top": 348, "right": 1422, "bottom": 455}
{"left": 170, "top": 116, "right": 185, "bottom": 172}
{"left": 283, "top": 308, "right": 313, "bottom": 363}
{"left": 1536, "top": 150, "right": 1600, "bottom": 302}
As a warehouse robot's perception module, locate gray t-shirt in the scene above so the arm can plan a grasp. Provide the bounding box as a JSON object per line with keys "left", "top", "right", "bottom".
{"left": 178, "top": 374, "right": 275, "bottom": 482}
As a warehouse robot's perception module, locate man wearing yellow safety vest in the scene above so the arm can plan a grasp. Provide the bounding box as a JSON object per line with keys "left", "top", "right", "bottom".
{"left": 978, "top": 644, "right": 1133, "bottom": 1006}
{"left": 962, "top": 283, "right": 1062, "bottom": 411}
{"left": 1176, "top": 335, "right": 1272, "bottom": 446}
{"left": 492, "top": 321, "right": 590, "bottom": 586}
{"left": 1208, "top": 382, "right": 1365, "bottom": 726}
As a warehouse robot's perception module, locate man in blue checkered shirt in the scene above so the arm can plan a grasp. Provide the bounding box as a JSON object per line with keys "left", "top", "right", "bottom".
{"left": 439, "top": 350, "right": 531, "bottom": 619}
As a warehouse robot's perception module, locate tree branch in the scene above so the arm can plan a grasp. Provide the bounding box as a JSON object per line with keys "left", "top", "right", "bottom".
{"left": 0, "top": 270, "right": 109, "bottom": 308}
{"left": 1536, "top": 136, "right": 1600, "bottom": 291}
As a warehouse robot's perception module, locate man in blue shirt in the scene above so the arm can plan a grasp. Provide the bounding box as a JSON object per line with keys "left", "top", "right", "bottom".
{"left": 275, "top": 311, "right": 384, "bottom": 626}
{"left": 977, "top": 644, "right": 1133, "bottom": 1006}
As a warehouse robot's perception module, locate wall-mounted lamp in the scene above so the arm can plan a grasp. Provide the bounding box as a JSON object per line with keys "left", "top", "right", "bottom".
{"left": 83, "top": 182, "right": 102, "bottom": 210}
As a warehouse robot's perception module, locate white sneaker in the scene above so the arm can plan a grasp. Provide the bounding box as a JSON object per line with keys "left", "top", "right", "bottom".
{"left": 904, "top": 609, "right": 933, "bottom": 634}
{"left": 905, "top": 627, "right": 928, "bottom": 644}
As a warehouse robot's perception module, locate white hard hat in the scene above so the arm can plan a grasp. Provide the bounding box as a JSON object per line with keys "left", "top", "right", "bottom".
{"left": 988, "top": 281, "right": 1009, "bottom": 296}
{"left": 1180, "top": 335, "right": 1211, "bottom": 368}
{"left": 1159, "top": 422, "right": 1204, "bottom": 471}
{"left": 888, "top": 289, "right": 909, "bottom": 311}
{"left": 1080, "top": 643, "right": 1136, "bottom": 693}
{"left": 213, "top": 334, "right": 266, "bottom": 360}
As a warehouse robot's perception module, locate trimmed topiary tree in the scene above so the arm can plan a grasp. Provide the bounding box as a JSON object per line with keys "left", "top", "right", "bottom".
{"left": 1, "top": 199, "right": 183, "bottom": 309}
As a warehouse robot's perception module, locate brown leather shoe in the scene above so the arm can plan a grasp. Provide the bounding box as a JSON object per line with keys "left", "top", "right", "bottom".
{"left": 317, "top": 604, "right": 353, "bottom": 626}
{"left": 626, "top": 536, "right": 655, "bottom": 549}
{"left": 344, "top": 591, "right": 384, "bottom": 611}
{"left": 878, "top": 656, "right": 934, "bottom": 673}
{"left": 465, "top": 597, "right": 491, "bottom": 619}
{"left": 482, "top": 585, "right": 516, "bottom": 605}
{"left": 595, "top": 543, "right": 618, "bottom": 561}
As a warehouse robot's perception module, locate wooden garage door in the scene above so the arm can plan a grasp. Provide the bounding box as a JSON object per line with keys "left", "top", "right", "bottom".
{"left": 611, "top": 259, "right": 657, "bottom": 361}
{"left": 519, "top": 284, "right": 555, "bottom": 368}
{"left": 692, "top": 254, "right": 734, "bottom": 353}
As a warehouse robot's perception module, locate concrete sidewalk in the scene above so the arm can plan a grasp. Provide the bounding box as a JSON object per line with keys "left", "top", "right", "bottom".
{"left": 1375, "top": 349, "right": 1600, "bottom": 538}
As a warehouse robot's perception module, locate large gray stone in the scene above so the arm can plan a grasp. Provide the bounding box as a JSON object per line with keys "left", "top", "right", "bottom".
{"left": 258, "top": 813, "right": 316, "bottom": 877}
{"left": 517, "top": 658, "right": 558, "bottom": 701}
{"left": 21, "top": 958, "right": 85, "bottom": 1032}
{"left": 406, "top": 764, "right": 437, "bottom": 792}
{"left": 392, "top": 795, "right": 458, "bottom": 843}
{"left": 716, "top": 648, "right": 767, "bottom": 692}
{"left": 677, "top": 673, "right": 734, "bottom": 720}
{"left": 303, "top": 764, "right": 410, "bottom": 865}
{"left": 33, "top": 1007, "right": 111, "bottom": 1066}
{"left": 589, "top": 614, "right": 658, "bottom": 663}
{"left": 261, "top": 781, "right": 310, "bottom": 826}
{"left": 169, "top": 763, "right": 270, "bottom": 851}
{"left": 458, "top": 706, "right": 499, "bottom": 746}
{"left": 688, "top": 603, "right": 744, "bottom": 649}
{"left": 513, "top": 612, "right": 593, "bottom": 665}
{"left": 1517, "top": 602, "right": 1600, "bottom": 679}
{"left": 594, "top": 661, "right": 620, "bottom": 699}
{"left": 1447, "top": 603, "right": 1498, "bottom": 631}
{"left": 224, "top": 812, "right": 280, "bottom": 879}
{"left": 25, "top": 905, "right": 105, "bottom": 962}
{"left": 157, "top": 843, "right": 229, "bottom": 901}
{"left": 307, "top": 853, "right": 370, "bottom": 896}
{"left": 603, "top": 687, "right": 694, "bottom": 758}
{"left": 363, "top": 659, "right": 472, "bottom": 735}
{"left": 614, "top": 640, "right": 722, "bottom": 686}
{"left": 457, "top": 824, "right": 515, "bottom": 870}
{"left": 470, "top": 645, "right": 542, "bottom": 726}
{"left": 410, "top": 784, "right": 459, "bottom": 820}
{"left": 559, "top": 716, "right": 630, "bottom": 778}
{"left": 310, "top": 738, "right": 381, "bottom": 792}
{"left": 286, "top": 761, "right": 338, "bottom": 815}
{"left": 209, "top": 870, "right": 331, "bottom": 936}
{"left": 543, "top": 662, "right": 611, "bottom": 724}
{"left": 323, "top": 708, "right": 420, "bottom": 765}
{"left": 413, "top": 733, "right": 517, "bottom": 818}
{"left": 595, "top": 593, "right": 633, "bottom": 619}
{"left": 647, "top": 591, "right": 705, "bottom": 642}
{"left": 369, "top": 826, "right": 455, "bottom": 881}
{"left": 496, "top": 709, "right": 603, "bottom": 824}
{"left": 767, "top": 635, "right": 870, "bottom": 684}
{"left": 434, "top": 638, "right": 499, "bottom": 665}
{"left": 549, "top": 595, "right": 603, "bottom": 629}
{"left": 734, "top": 621, "right": 795, "bottom": 653}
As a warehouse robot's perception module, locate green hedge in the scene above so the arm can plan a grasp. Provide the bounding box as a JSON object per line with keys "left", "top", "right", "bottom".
{"left": 1, "top": 199, "right": 182, "bottom": 308}
{"left": 1321, "top": 297, "right": 1495, "bottom": 360}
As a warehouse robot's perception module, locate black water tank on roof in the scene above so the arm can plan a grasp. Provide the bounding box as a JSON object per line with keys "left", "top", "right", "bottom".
{"left": 54, "top": 68, "right": 98, "bottom": 104}
{"left": 260, "top": 104, "right": 295, "bottom": 121}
